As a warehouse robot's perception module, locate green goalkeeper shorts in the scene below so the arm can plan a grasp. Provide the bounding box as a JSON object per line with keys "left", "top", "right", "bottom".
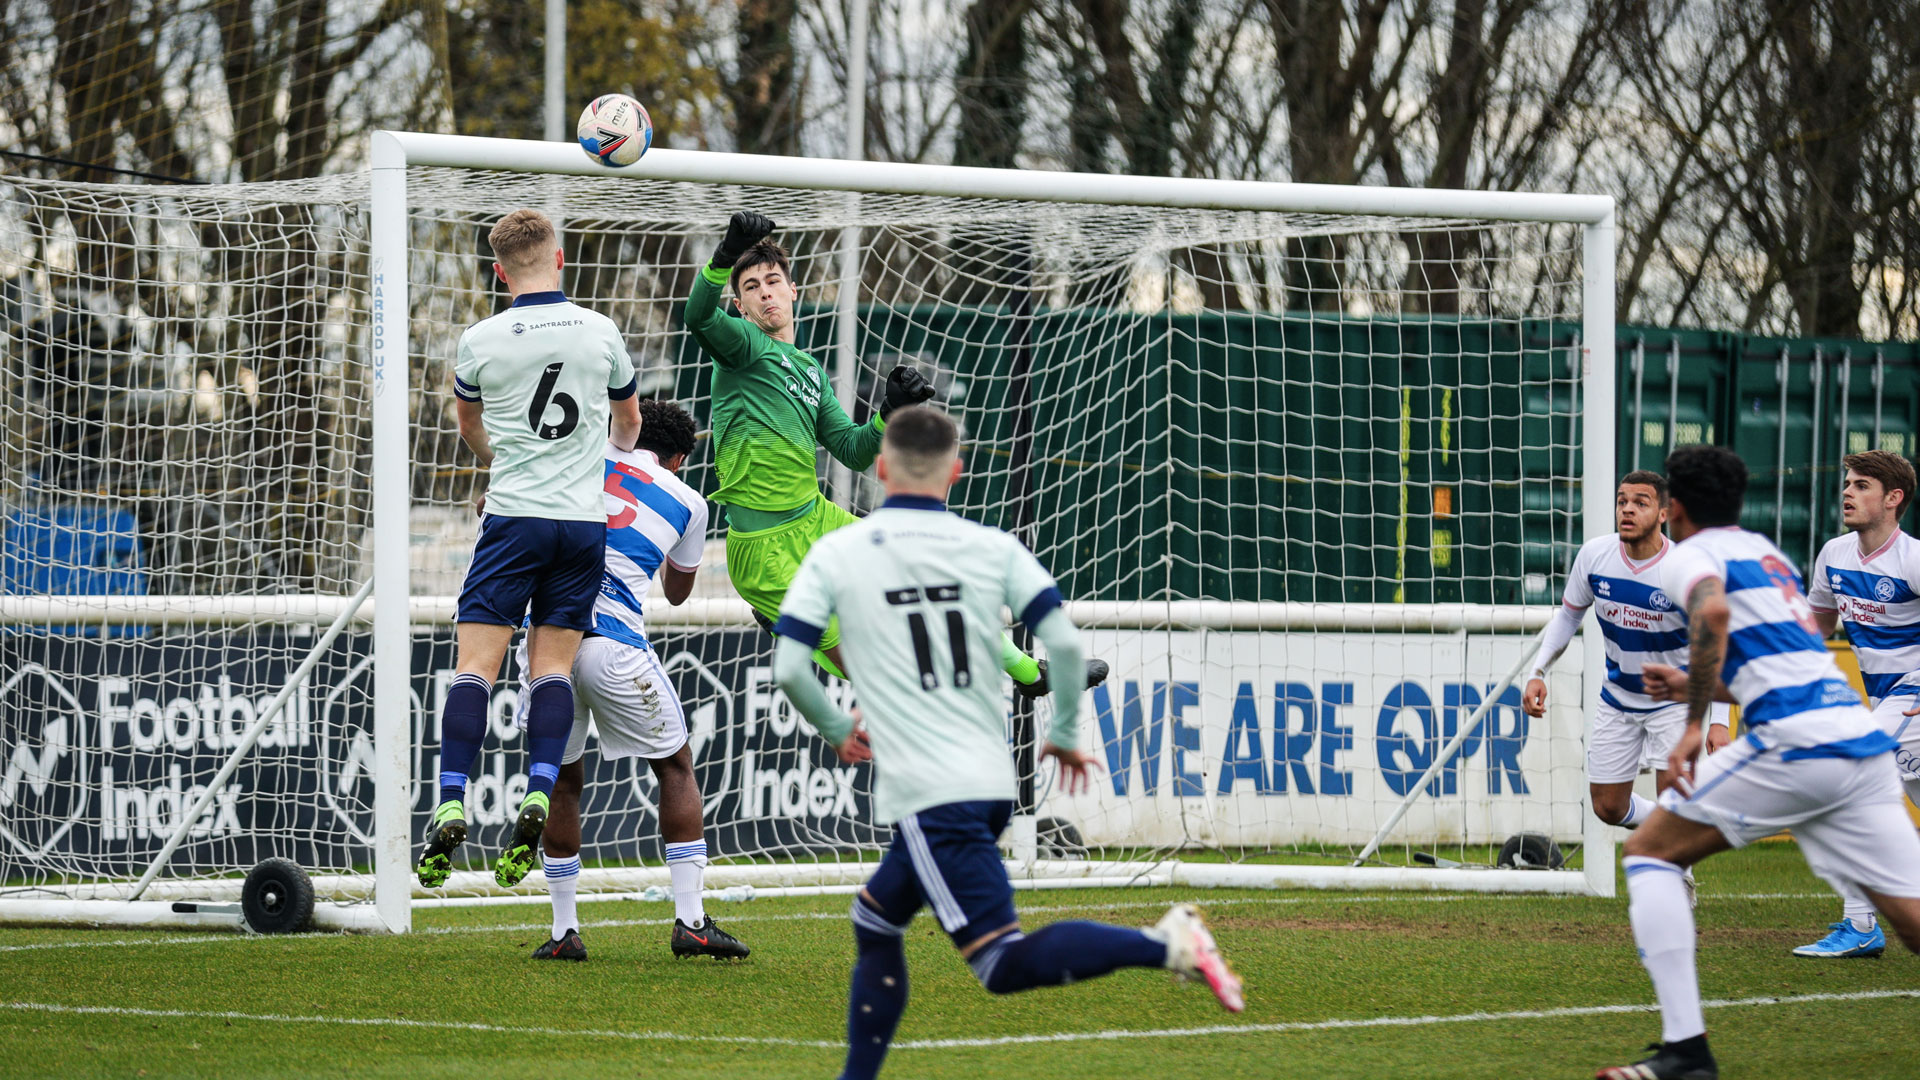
{"left": 726, "top": 497, "right": 860, "bottom": 650}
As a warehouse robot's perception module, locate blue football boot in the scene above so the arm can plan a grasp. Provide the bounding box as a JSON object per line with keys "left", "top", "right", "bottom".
{"left": 1792, "top": 920, "right": 1886, "bottom": 958}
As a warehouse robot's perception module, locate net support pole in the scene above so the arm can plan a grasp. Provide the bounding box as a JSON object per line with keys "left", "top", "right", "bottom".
{"left": 370, "top": 132, "right": 415, "bottom": 933}
{"left": 827, "top": 0, "right": 871, "bottom": 509}
{"left": 1008, "top": 242, "right": 1040, "bottom": 866}
{"left": 543, "top": 0, "right": 565, "bottom": 142}
{"left": 1581, "top": 208, "right": 1619, "bottom": 898}
{"left": 126, "top": 577, "right": 377, "bottom": 901}
{"left": 1348, "top": 631, "right": 1543, "bottom": 866}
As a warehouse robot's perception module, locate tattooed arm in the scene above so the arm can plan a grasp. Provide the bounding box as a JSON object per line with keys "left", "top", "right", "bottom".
{"left": 1683, "top": 576, "right": 1731, "bottom": 727}
{"left": 1665, "top": 574, "right": 1732, "bottom": 786}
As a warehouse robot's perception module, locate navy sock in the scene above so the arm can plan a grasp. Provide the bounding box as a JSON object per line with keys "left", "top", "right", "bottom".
{"left": 842, "top": 900, "right": 910, "bottom": 1080}
{"left": 524, "top": 674, "right": 573, "bottom": 799}
{"left": 437, "top": 673, "right": 491, "bottom": 804}
{"left": 970, "top": 921, "right": 1168, "bottom": 994}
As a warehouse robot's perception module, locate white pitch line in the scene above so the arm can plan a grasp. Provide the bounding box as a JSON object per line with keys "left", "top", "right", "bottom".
{"left": 0, "top": 891, "right": 1835, "bottom": 954}
{"left": 892, "top": 989, "right": 1920, "bottom": 1048}
{"left": 0, "top": 1001, "right": 839, "bottom": 1049}
{"left": 6, "top": 988, "right": 1916, "bottom": 1052}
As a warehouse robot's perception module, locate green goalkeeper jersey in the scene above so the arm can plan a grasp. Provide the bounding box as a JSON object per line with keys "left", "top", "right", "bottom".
{"left": 684, "top": 265, "right": 884, "bottom": 514}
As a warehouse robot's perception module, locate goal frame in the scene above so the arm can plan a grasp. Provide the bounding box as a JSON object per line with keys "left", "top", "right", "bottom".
{"left": 359, "top": 132, "right": 1618, "bottom": 932}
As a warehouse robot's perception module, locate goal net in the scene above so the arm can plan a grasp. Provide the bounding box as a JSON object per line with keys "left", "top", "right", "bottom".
{"left": 0, "top": 136, "right": 1614, "bottom": 931}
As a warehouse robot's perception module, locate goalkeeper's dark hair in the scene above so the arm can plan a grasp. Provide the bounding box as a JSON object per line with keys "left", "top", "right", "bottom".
{"left": 1618, "top": 469, "right": 1669, "bottom": 504}
{"left": 731, "top": 239, "right": 792, "bottom": 287}
{"left": 1664, "top": 445, "right": 1747, "bottom": 527}
{"left": 634, "top": 398, "right": 697, "bottom": 462}
{"left": 883, "top": 405, "right": 959, "bottom": 476}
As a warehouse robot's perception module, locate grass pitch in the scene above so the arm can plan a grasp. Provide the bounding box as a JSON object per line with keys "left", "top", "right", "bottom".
{"left": 2, "top": 844, "right": 1914, "bottom": 1079}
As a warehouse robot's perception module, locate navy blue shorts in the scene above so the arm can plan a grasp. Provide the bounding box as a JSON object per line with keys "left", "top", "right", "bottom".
{"left": 457, "top": 515, "right": 604, "bottom": 631}
{"left": 862, "top": 800, "right": 1017, "bottom": 949}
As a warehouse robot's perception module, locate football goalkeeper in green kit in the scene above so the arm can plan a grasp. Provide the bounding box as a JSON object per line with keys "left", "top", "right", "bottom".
{"left": 687, "top": 211, "right": 1106, "bottom": 694}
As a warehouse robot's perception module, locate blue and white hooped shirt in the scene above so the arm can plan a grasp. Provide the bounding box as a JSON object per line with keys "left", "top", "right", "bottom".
{"left": 1668, "top": 527, "right": 1890, "bottom": 758}
{"left": 591, "top": 444, "right": 708, "bottom": 650}
{"left": 1560, "top": 533, "right": 1687, "bottom": 713}
{"left": 1808, "top": 528, "right": 1920, "bottom": 707}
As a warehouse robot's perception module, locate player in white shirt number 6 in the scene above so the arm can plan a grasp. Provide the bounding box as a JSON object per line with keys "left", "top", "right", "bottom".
{"left": 418, "top": 209, "right": 642, "bottom": 893}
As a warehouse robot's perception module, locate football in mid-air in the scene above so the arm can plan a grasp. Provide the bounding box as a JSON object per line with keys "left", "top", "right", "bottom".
{"left": 577, "top": 93, "right": 652, "bottom": 167}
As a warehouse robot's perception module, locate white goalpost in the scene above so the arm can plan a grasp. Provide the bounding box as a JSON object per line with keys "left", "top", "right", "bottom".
{"left": 0, "top": 131, "right": 1616, "bottom": 934}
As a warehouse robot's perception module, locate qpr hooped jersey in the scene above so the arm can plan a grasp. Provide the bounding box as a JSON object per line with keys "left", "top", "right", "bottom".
{"left": 592, "top": 445, "right": 708, "bottom": 650}
{"left": 1560, "top": 534, "right": 1688, "bottom": 712}
{"left": 1808, "top": 528, "right": 1920, "bottom": 706}
{"left": 1667, "top": 527, "right": 1886, "bottom": 755}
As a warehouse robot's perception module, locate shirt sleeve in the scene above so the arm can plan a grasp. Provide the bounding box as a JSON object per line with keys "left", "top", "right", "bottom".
{"left": 1004, "top": 534, "right": 1063, "bottom": 629}
{"left": 1666, "top": 544, "right": 1724, "bottom": 618}
{"left": 816, "top": 383, "right": 885, "bottom": 472}
{"left": 667, "top": 496, "right": 708, "bottom": 571}
{"left": 1807, "top": 543, "right": 1836, "bottom": 612}
{"left": 773, "top": 545, "right": 836, "bottom": 650}
{"left": 606, "top": 326, "right": 637, "bottom": 396}
{"left": 684, "top": 266, "right": 763, "bottom": 371}
{"left": 453, "top": 332, "right": 482, "bottom": 403}
{"left": 1559, "top": 541, "right": 1595, "bottom": 611}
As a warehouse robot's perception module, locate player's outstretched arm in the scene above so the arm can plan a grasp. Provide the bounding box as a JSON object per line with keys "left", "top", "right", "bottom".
{"left": 685, "top": 212, "right": 775, "bottom": 367}
{"left": 771, "top": 634, "right": 865, "bottom": 760}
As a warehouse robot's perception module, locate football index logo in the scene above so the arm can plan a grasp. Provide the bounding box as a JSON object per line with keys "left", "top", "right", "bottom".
{"left": 0, "top": 664, "right": 92, "bottom": 861}
{"left": 1876, "top": 577, "right": 1898, "bottom": 602}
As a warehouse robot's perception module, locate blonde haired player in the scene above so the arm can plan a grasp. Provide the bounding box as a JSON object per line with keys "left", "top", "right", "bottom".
{"left": 772, "top": 405, "right": 1239, "bottom": 1080}
{"left": 418, "top": 209, "right": 641, "bottom": 891}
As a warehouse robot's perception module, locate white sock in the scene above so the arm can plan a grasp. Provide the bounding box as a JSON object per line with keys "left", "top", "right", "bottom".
{"left": 1625, "top": 855, "right": 1705, "bottom": 1043}
{"left": 1619, "top": 793, "right": 1656, "bottom": 828}
{"left": 1841, "top": 890, "right": 1877, "bottom": 933}
{"left": 665, "top": 840, "right": 708, "bottom": 927}
{"left": 544, "top": 854, "right": 580, "bottom": 941}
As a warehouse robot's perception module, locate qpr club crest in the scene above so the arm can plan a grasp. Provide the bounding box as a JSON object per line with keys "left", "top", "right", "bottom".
{"left": 1648, "top": 589, "right": 1673, "bottom": 612}
{"left": 1877, "top": 576, "right": 1898, "bottom": 602}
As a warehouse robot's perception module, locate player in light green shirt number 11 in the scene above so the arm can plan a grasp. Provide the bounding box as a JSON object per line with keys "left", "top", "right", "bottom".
{"left": 772, "top": 405, "right": 1243, "bottom": 1080}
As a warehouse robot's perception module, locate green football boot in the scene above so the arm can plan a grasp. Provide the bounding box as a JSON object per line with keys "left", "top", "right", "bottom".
{"left": 494, "top": 791, "right": 550, "bottom": 888}
{"left": 417, "top": 800, "right": 467, "bottom": 888}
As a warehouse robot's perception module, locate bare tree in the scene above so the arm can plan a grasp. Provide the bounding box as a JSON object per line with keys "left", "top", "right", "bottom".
{"left": 1610, "top": 0, "right": 1920, "bottom": 336}
{"left": 731, "top": 0, "right": 804, "bottom": 155}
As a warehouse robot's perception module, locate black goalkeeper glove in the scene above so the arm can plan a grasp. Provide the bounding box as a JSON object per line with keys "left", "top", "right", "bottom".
{"left": 710, "top": 210, "right": 776, "bottom": 269}
{"left": 881, "top": 365, "right": 936, "bottom": 418}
